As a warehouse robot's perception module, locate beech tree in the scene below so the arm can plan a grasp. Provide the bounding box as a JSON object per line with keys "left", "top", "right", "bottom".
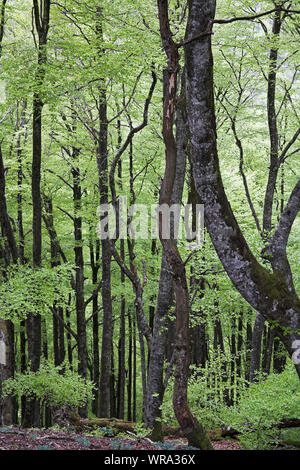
{"left": 0, "top": 0, "right": 299, "bottom": 451}
{"left": 183, "top": 0, "right": 300, "bottom": 376}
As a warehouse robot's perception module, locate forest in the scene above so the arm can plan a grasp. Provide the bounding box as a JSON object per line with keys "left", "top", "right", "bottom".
{"left": 0, "top": 0, "right": 299, "bottom": 452}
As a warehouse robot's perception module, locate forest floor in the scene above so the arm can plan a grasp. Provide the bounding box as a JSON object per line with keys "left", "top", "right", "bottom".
{"left": 0, "top": 426, "right": 242, "bottom": 451}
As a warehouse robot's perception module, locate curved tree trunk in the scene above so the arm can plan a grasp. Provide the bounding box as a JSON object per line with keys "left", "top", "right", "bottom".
{"left": 145, "top": 70, "right": 187, "bottom": 441}
{"left": 184, "top": 0, "right": 300, "bottom": 378}
{"left": 157, "top": 0, "right": 213, "bottom": 450}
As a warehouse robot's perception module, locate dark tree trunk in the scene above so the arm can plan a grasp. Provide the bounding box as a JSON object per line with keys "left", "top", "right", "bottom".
{"left": 127, "top": 308, "right": 132, "bottom": 421}
{"left": 43, "top": 195, "right": 66, "bottom": 368}
{"left": 23, "top": 0, "right": 51, "bottom": 429}
{"left": 236, "top": 312, "right": 243, "bottom": 379}
{"left": 90, "top": 237, "right": 100, "bottom": 416}
{"left": 249, "top": 313, "right": 264, "bottom": 382}
{"left": 157, "top": 0, "right": 213, "bottom": 449}
{"left": 110, "top": 339, "right": 117, "bottom": 418}
{"left": 264, "top": 328, "right": 275, "bottom": 375}
{"left": 263, "top": 7, "right": 282, "bottom": 234}
{"left": 245, "top": 317, "right": 252, "bottom": 381}
{"left": 72, "top": 161, "right": 88, "bottom": 417}
{"left": 116, "top": 128, "right": 126, "bottom": 420}
{"left": 133, "top": 311, "right": 137, "bottom": 422}
{"left": 117, "top": 239, "right": 126, "bottom": 420}
{"left": 230, "top": 318, "right": 236, "bottom": 405}
{"left": 94, "top": 6, "right": 114, "bottom": 420}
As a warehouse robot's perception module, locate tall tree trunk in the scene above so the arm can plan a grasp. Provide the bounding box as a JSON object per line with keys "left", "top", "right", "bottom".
{"left": 23, "top": 0, "right": 51, "bottom": 429}
{"left": 249, "top": 313, "right": 264, "bottom": 382}
{"left": 184, "top": 0, "right": 300, "bottom": 379}
{"left": 263, "top": 7, "right": 282, "bottom": 234}
{"left": 157, "top": 0, "right": 213, "bottom": 449}
{"left": 127, "top": 307, "right": 132, "bottom": 421}
{"left": 117, "top": 240, "right": 126, "bottom": 419}
{"left": 72, "top": 161, "right": 88, "bottom": 417}
{"left": 145, "top": 69, "right": 187, "bottom": 440}
{"left": 94, "top": 7, "right": 113, "bottom": 418}
{"left": 98, "top": 101, "right": 113, "bottom": 417}
{"left": 90, "top": 237, "right": 100, "bottom": 416}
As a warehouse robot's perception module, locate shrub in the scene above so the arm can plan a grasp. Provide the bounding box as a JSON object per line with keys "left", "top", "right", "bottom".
{"left": 3, "top": 361, "right": 95, "bottom": 410}
{"left": 220, "top": 361, "right": 300, "bottom": 449}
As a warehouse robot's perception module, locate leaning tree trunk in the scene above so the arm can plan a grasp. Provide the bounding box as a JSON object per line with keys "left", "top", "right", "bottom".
{"left": 184, "top": 0, "right": 300, "bottom": 377}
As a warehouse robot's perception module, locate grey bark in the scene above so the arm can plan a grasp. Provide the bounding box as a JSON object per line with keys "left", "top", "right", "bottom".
{"left": 249, "top": 312, "right": 265, "bottom": 382}
{"left": 184, "top": 0, "right": 300, "bottom": 377}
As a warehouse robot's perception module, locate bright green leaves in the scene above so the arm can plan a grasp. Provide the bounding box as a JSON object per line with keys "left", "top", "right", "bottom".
{"left": 0, "top": 263, "right": 74, "bottom": 322}
{"left": 3, "top": 360, "right": 95, "bottom": 408}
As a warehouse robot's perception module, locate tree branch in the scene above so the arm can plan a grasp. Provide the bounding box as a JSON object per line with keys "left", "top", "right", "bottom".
{"left": 214, "top": 3, "right": 298, "bottom": 25}
{"left": 270, "top": 178, "right": 300, "bottom": 255}
{"left": 109, "top": 69, "right": 157, "bottom": 205}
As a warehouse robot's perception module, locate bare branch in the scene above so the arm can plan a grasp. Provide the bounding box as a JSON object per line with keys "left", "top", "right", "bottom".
{"left": 271, "top": 178, "right": 300, "bottom": 253}
{"left": 214, "top": 3, "right": 298, "bottom": 25}
{"left": 109, "top": 69, "right": 157, "bottom": 205}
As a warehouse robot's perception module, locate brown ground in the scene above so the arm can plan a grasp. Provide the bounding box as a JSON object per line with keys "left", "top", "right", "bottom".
{"left": 0, "top": 426, "right": 243, "bottom": 451}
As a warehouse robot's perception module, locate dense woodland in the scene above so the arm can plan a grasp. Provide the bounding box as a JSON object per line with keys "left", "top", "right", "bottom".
{"left": 0, "top": 0, "right": 299, "bottom": 451}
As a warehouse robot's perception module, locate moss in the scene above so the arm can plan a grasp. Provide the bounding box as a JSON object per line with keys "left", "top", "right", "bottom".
{"left": 250, "top": 261, "right": 294, "bottom": 307}
{"left": 281, "top": 439, "right": 300, "bottom": 449}
{"left": 186, "top": 426, "right": 214, "bottom": 450}
{"left": 208, "top": 429, "right": 223, "bottom": 441}
{"left": 149, "top": 420, "right": 164, "bottom": 442}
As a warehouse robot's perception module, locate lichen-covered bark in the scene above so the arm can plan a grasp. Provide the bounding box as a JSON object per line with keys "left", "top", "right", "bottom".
{"left": 249, "top": 312, "right": 265, "bottom": 382}
{"left": 184, "top": 0, "right": 300, "bottom": 377}
{"left": 157, "top": 0, "right": 214, "bottom": 449}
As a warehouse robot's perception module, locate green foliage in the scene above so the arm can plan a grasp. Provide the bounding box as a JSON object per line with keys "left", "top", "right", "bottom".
{"left": 162, "top": 354, "right": 249, "bottom": 430}
{"left": 3, "top": 361, "right": 95, "bottom": 409}
{"left": 0, "top": 264, "right": 74, "bottom": 322}
{"left": 75, "top": 437, "right": 90, "bottom": 447}
{"left": 98, "top": 427, "right": 114, "bottom": 437}
{"left": 133, "top": 423, "right": 151, "bottom": 438}
{"left": 37, "top": 445, "right": 53, "bottom": 450}
{"left": 220, "top": 362, "right": 300, "bottom": 449}
{"left": 0, "top": 426, "right": 14, "bottom": 433}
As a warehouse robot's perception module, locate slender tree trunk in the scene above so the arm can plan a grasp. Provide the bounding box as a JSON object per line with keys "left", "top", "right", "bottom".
{"left": 23, "top": 0, "right": 51, "bottom": 429}
{"left": 133, "top": 311, "right": 137, "bottom": 422}
{"left": 94, "top": 5, "right": 114, "bottom": 419}
{"left": 245, "top": 317, "right": 252, "bottom": 382}
{"left": 249, "top": 313, "right": 265, "bottom": 382}
{"left": 127, "top": 308, "right": 132, "bottom": 421}
{"left": 90, "top": 237, "right": 100, "bottom": 416}
{"left": 157, "top": 0, "right": 213, "bottom": 449}
{"left": 145, "top": 69, "right": 187, "bottom": 440}
{"left": 117, "top": 239, "right": 126, "bottom": 419}
{"left": 263, "top": 7, "right": 282, "bottom": 234}
{"left": 72, "top": 161, "right": 88, "bottom": 417}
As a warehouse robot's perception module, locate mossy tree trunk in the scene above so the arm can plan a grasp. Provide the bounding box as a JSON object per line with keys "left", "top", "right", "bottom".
{"left": 184, "top": 0, "right": 300, "bottom": 378}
